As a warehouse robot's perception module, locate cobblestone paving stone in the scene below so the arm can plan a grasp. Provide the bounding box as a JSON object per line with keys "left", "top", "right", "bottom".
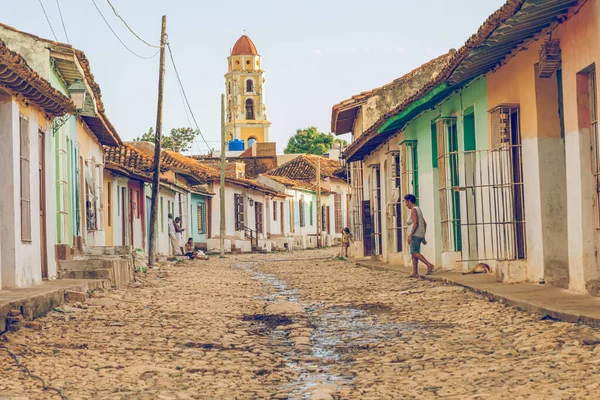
{"left": 1, "top": 248, "right": 600, "bottom": 399}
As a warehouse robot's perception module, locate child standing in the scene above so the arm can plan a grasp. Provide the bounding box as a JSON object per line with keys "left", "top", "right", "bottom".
{"left": 341, "top": 227, "right": 354, "bottom": 258}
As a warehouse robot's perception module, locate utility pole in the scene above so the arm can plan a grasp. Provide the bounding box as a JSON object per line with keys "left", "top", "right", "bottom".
{"left": 219, "top": 94, "right": 226, "bottom": 258}
{"left": 316, "top": 156, "right": 321, "bottom": 248}
{"left": 148, "top": 15, "right": 167, "bottom": 268}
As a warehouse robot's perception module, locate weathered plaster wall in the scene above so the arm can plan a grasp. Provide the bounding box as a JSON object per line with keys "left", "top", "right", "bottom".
{"left": 552, "top": 0, "right": 600, "bottom": 293}
{"left": 0, "top": 95, "right": 55, "bottom": 288}
{"left": 0, "top": 26, "right": 50, "bottom": 80}
{"left": 360, "top": 54, "right": 451, "bottom": 132}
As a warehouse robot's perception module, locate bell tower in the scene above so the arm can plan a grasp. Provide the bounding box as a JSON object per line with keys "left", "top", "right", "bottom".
{"left": 225, "top": 35, "right": 271, "bottom": 145}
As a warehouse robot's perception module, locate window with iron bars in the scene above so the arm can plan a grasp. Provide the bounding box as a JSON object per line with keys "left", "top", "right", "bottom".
{"left": 436, "top": 107, "right": 526, "bottom": 262}
{"left": 369, "top": 165, "right": 383, "bottom": 256}
{"left": 350, "top": 161, "right": 364, "bottom": 240}
{"left": 386, "top": 151, "right": 403, "bottom": 253}
{"left": 399, "top": 141, "right": 419, "bottom": 254}
{"left": 197, "top": 202, "right": 207, "bottom": 234}
{"left": 436, "top": 117, "right": 461, "bottom": 253}
{"left": 586, "top": 67, "right": 600, "bottom": 232}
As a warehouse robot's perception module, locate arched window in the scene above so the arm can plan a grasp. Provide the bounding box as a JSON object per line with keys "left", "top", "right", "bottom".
{"left": 228, "top": 101, "right": 232, "bottom": 121}
{"left": 245, "top": 99, "right": 254, "bottom": 120}
{"left": 246, "top": 79, "right": 253, "bottom": 93}
{"left": 228, "top": 81, "right": 231, "bottom": 94}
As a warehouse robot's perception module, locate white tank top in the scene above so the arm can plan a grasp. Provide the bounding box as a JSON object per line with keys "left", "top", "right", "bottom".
{"left": 407, "top": 206, "right": 426, "bottom": 237}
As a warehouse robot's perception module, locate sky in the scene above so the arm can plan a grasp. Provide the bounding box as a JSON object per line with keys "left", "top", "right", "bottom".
{"left": 3, "top": 0, "right": 505, "bottom": 153}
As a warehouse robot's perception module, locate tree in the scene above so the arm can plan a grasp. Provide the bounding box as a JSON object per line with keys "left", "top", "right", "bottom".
{"left": 134, "top": 127, "right": 199, "bottom": 152}
{"left": 284, "top": 127, "right": 348, "bottom": 155}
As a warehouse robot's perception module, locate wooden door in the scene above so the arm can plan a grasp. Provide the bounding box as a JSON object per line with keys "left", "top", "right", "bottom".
{"left": 38, "top": 131, "right": 48, "bottom": 279}
{"left": 362, "top": 200, "right": 373, "bottom": 256}
{"left": 121, "top": 187, "right": 126, "bottom": 245}
{"left": 255, "top": 202, "right": 263, "bottom": 233}
{"left": 511, "top": 110, "right": 525, "bottom": 259}
{"left": 280, "top": 202, "right": 284, "bottom": 233}
{"left": 128, "top": 188, "right": 134, "bottom": 246}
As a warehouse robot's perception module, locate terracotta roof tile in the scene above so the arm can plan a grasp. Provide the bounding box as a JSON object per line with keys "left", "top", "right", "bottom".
{"left": 266, "top": 154, "right": 343, "bottom": 180}
{"left": 124, "top": 142, "right": 281, "bottom": 195}
{"left": 0, "top": 39, "right": 75, "bottom": 117}
{"left": 104, "top": 144, "right": 160, "bottom": 180}
{"left": 263, "top": 175, "right": 332, "bottom": 194}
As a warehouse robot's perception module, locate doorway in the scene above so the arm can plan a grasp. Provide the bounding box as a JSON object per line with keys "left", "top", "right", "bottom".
{"left": 128, "top": 188, "right": 134, "bottom": 246}
{"left": 38, "top": 131, "right": 48, "bottom": 279}
{"left": 280, "top": 202, "right": 284, "bottom": 233}
{"left": 121, "top": 187, "right": 127, "bottom": 245}
{"left": 362, "top": 200, "right": 372, "bottom": 256}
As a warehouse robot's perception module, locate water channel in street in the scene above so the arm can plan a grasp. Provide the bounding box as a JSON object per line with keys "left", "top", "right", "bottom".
{"left": 238, "top": 260, "right": 432, "bottom": 399}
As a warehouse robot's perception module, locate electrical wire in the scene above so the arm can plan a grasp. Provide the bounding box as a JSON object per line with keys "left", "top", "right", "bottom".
{"left": 90, "top": 0, "right": 159, "bottom": 60}
{"left": 166, "top": 38, "right": 212, "bottom": 152}
{"left": 38, "top": 0, "right": 59, "bottom": 41}
{"left": 55, "top": 0, "right": 70, "bottom": 44}
{"left": 174, "top": 69, "right": 203, "bottom": 154}
{"left": 106, "top": 0, "right": 160, "bottom": 48}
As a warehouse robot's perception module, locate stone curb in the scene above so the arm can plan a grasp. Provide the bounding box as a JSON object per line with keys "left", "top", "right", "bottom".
{"left": 355, "top": 262, "right": 600, "bottom": 328}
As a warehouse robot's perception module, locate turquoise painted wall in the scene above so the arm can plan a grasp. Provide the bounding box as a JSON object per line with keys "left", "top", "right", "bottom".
{"left": 190, "top": 194, "right": 207, "bottom": 243}
{"left": 399, "top": 77, "right": 488, "bottom": 261}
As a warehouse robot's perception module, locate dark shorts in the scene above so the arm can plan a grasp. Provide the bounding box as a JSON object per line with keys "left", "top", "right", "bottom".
{"left": 410, "top": 236, "right": 424, "bottom": 254}
{"left": 185, "top": 252, "right": 195, "bottom": 260}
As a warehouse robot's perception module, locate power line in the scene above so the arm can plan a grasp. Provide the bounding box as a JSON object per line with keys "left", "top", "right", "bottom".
{"left": 106, "top": 0, "right": 160, "bottom": 48}
{"left": 38, "top": 0, "right": 58, "bottom": 41}
{"left": 55, "top": 0, "right": 70, "bottom": 44}
{"left": 173, "top": 69, "right": 203, "bottom": 154}
{"left": 90, "top": 0, "right": 158, "bottom": 60}
{"left": 166, "top": 37, "right": 212, "bottom": 152}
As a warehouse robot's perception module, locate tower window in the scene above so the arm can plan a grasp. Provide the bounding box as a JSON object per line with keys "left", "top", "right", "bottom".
{"left": 228, "top": 81, "right": 231, "bottom": 94}
{"left": 246, "top": 79, "right": 254, "bottom": 93}
{"left": 245, "top": 99, "right": 255, "bottom": 120}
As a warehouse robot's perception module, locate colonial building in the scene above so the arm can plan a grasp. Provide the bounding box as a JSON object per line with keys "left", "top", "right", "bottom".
{"left": 333, "top": 0, "right": 600, "bottom": 297}
{"left": 0, "top": 23, "right": 122, "bottom": 281}
{"left": 259, "top": 154, "right": 351, "bottom": 248}
{"left": 331, "top": 53, "right": 451, "bottom": 263}
{"left": 225, "top": 35, "right": 271, "bottom": 146}
{"left": 0, "top": 38, "right": 75, "bottom": 288}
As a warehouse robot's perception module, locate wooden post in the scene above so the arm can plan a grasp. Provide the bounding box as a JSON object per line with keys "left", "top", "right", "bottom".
{"left": 220, "top": 94, "right": 226, "bottom": 257}
{"left": 316, "top": 156, "right": 321, "bottom": 248}
{"left": 148, "top": 16, "right": 167, "bottom": 267}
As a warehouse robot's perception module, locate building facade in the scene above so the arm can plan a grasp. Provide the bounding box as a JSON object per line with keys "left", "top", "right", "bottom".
{"left": 333, "top": 0, "right": 600, "bottom": 296}
{"left": 225, "top": 35, "right": 271, "bottom": 145}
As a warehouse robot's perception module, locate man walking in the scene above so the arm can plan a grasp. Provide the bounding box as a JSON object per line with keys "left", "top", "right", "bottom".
{"left": 404, "top": 194, "right": 435, "bottom": 277}
{"left": 168, "top": 214, "right": 179, "bottom": 256}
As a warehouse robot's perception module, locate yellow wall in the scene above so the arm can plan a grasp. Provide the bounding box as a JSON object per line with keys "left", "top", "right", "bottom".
{"left": 486, "top": 41, "right": 541, "bottom": 140}
{"left": 486, "top": 0, "right": 600, "bottom": 140}
{"left": 241, "top": 127, "right": 265, "bottom": 143}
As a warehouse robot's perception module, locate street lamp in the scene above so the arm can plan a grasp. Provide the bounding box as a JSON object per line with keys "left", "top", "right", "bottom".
{"left": 52, "top": 78, "right": 88, "bottom": 134}
{"left": 68, "top": 78, "right": 87, "bottom": 110}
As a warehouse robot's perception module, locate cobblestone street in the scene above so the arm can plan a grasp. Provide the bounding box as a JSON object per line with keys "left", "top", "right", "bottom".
{"left": 2, "top": 249, "right": 600, "bottom": 399}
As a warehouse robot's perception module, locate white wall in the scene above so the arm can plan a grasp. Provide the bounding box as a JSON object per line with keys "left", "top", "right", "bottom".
{"left": 0, "top": 96, "right": 56, "bottom": 288}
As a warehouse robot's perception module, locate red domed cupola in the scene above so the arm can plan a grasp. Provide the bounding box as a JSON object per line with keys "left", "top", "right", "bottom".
{"left": 231, "top": 35, "right": 258, "bottom": 56}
